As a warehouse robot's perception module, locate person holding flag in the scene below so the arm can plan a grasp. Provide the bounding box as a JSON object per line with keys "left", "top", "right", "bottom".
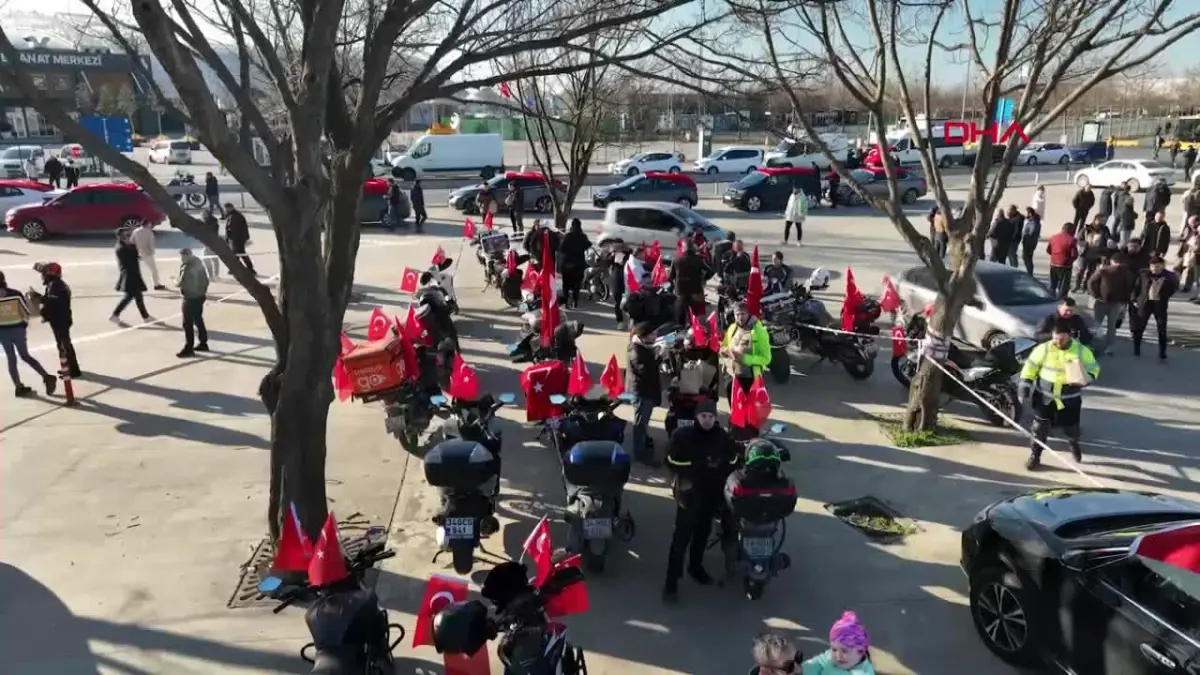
{"left": 626, "top": 321, "right": 662, "bottom": 466}
{"left": 721, "top": 301, "right": 772, "bottom": 403}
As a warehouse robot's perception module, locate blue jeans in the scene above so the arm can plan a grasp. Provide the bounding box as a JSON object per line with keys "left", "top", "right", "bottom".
{"left": 0, "top": 325, "right": 50, "bottom": 386}
{"left": 631, "top": 395, "right": 657, "bottom": 459}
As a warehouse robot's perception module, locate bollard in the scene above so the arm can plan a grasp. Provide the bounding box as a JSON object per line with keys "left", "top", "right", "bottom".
{"left": 1033, "top": 172, "right": 1039, "bottom": 185}
{"left": 58, "top": 350, "right": 77, "bottom": 406}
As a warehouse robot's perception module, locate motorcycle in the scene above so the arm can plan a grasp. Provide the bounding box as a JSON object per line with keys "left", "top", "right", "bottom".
{"left": 431, "top": 561, "right": 589, "bottom": 675}
{"left": 714, "top": 280, "right": 794, "bottom": 385}
{"left": 422, "top": 394, "right": 515, "bottom": 574}
{"left": 581, "top": 247, "right": 611, "bottom": 302}
{"left": 621, "top": 285, "right": 676, "bottom": 327}
{"left": 652, "top": 329, "right": 721, "bottom": 436}
{"left": 790, "top": 281, "right": 881, "bottom": 380}
{"left": 258, "top": 529, "right": 406, "bottom": 673}
{"left": 506, "top": 285, "right": 573, "bottom": 364}
{"left": 475, "top": 231, "right": 512, "bottom": 292}
{"left": 890, "top": 312, "right": 1031, "bottom": 426}
{"left": 379, "top": 379, "right": 436, "bottom": 454}
{"left": 420, "top": 257, "right": 459, "bottom": 315}
{"left": 545, "top": 391, "right": 636, "bottom": 573}
{"left": 167, "top": 171, "right": 207, "bottom": 209}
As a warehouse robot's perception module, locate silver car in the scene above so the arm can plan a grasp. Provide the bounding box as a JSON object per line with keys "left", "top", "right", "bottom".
{"left": 895, "top": 261, "right": 1095, "bottom": 349}
{"left": 837, "top": 168, "right": 928, "bottom": 205}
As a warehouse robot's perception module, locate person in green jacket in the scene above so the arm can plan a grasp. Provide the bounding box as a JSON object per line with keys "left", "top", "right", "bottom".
{"left": 176, "top": 248, "right": 210, "bottom": 358}
{"left": 721, "top": 301, "right": 772, "bottom": 400}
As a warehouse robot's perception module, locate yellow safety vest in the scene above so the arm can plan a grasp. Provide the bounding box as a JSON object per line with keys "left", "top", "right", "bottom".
{"left": 1020, "top": 339, "right": 1100, "bottom": 409}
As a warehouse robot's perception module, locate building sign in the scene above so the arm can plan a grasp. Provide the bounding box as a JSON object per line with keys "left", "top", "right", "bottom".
{"left": 1, "top": 50, "right": 108, "bottom": 69}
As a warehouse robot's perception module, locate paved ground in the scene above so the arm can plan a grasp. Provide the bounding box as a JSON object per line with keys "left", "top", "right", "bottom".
{"left": 2, "top": 180, "right": 1199, "bottom": 674}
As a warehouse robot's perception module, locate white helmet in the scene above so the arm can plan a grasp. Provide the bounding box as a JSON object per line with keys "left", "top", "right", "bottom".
{"left": 807, "top": 268, "right": 831, "bottom": 290}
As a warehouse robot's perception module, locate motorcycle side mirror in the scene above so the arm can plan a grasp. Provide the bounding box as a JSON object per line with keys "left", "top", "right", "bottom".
{"left": 438, "top": 258, "right": 454, "bottom": 271}
{"left": 257, "top": 576, "right": 283, "bottom": 593}
{"left": 420, "top": 271, "right": 433, "bottom": 285}
{"left": 430, "top": 394, "right": 448, "bottom": 406}
{"left": 617, "top": 392, "right": 635, "bottom": 403}
{"left": 497, "top": 392, "right": 516, "bottom": 405}
{"left": 769, "top": 423, "right": 787, "bottom": 435}
{"left": 549, "top": 394, "right": 567, "bottom": 405}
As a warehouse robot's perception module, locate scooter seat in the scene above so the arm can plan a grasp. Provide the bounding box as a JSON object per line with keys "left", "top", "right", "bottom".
{"left": 311, "top": 649, "right": 356, "bottom": 674}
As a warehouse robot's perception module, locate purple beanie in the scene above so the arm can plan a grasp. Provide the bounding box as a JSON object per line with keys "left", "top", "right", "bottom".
{"left": 830, "top": 611, "right": 870, "bottom": 651}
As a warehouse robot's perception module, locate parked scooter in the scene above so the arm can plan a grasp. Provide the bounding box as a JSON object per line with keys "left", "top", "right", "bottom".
{"left": 432, "top": 561, "right": 589, "bottom": 675}
{"left": 420, "top": 258, "right": 459, "bottom": 315}
{"left": 424, "top": 393, "right": 515, "bottom": 574}
{"left": 474, "top": 231, "right": 511, "bottom": 292}
{"left": 167, "top": 170, "right": 207, "bottom": 209}
{"left": 653, "top": 328, "right": 721, "bottom": 436}
{"left": 546, "top": 390, "right": 636, "bottom": 573}
{"left": 790, "top": 272, "right": 881, "bottom": 380}
{"left": 258, "top": 529, "right": 406, "bottom": 673}
{"left": 581, "top": 247, "right": 612, "bottom": 302}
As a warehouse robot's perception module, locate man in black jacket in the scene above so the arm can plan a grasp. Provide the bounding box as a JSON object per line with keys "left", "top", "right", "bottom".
{"left": 44, "top": 155, "right": 62, "bottom": 188}
{"left": 1071, "top": 185, "right": 1096, "bottom": 230}
{"left": 762, "top": 251, "right": 792, "bottom": 292}
{"left": 1097, "top": 186, "right": 1115, "bottom": 226}
{"left": 28, "top": 262, "right": 79, "bottom": 378}
{"left": 410, "top": 180, "right": 427, "bottom": 232}
{"left": 1131, "top": 255, "right": 1178, "bottom": 359}
{"left": 1034, "top": 297, "right": 1092, "bottom": 346}
{"left": 386, "top": 179, "right": 403, "bottom": 231}
{"left": 523, "top": 220, "right": 561, "bottom": 268}
{"left": 711, "top": 232, "right": 735, "bottom": 276}
{"left": 204, "top": 171, "right": 222, "bottom": 216}
{"left": 1142, "top": 179, "right": 1171, "bottom": 232}
{"left": 1142, "top": 211, "right": 1171, "bottom": 257}
{"left": 1114, "top": 185, "right": 1137, "bottom": 246}
{"left": 626, "top": 321, "right": 661, "bottom": 466}
{"left": 671, "top": 242, "right": 710, "bottom": 324}
{"left": 222, "top": 204, "right": 256, "bottom": 275}
{"left": 663, "top": 399, "right": 740, "bottom": 603}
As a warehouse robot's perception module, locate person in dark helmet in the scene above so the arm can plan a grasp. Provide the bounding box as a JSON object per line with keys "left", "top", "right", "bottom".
{"left": 663, "top": 398, "right": 739, "bottom": 603}
{"left": 711, "top": 231, "right": 736, "bottom": 276}
{"left": 27, "top": 262, "right": 79, "bottom": 378}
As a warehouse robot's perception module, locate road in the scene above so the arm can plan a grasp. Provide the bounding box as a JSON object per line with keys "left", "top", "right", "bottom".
{"left": 2, "top": 181, "right": 1198, "bottom": 674}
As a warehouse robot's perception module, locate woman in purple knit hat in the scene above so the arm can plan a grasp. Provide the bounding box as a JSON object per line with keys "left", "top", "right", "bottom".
{"left": 801, "top": 611, "right": 875, "bottom": 675}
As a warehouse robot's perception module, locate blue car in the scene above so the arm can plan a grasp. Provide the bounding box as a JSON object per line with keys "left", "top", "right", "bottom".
{"left": 1067, "top": 142, "right": 1108, "bottom": 164}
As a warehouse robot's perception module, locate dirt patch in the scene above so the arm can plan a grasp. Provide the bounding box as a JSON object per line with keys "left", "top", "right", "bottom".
{"left": 824, "top": 496, "right": 921, "bottom": 543}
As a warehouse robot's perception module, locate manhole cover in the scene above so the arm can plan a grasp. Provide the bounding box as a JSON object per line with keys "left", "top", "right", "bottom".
{"left": 824, "top": 496, "right": 921, "bottom": 542}
{"left": 227, "top": 513, "right": 384, "bottom": 609}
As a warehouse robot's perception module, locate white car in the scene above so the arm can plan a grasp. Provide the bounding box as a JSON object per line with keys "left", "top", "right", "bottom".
{"left": 608, "top": 152, "right": 683, "bottom": 176}
{"left": 0, "top": 179, "right": 63, "bottom": 214}
{"left": 147, "top": 139, "right": 193, "bottom": 164}
{"left": 0, "top": 145, "right": 46, "bottom": 178}
{"left": 1018, "top": 142, "right": 1070, "bottom": 166}
{"left": 596, "top": 201, "right": 727, "bottom": 249}
{"left": 1074, "top": 159, "right": 1176, "bottom": 192}
{"left": 692, "top": 146, "right": 764, "bottom": 175}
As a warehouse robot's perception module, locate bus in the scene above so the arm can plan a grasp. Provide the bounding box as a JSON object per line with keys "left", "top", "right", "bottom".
{"left": 1173, "top": 115, "right": 1200, "bottom": 150}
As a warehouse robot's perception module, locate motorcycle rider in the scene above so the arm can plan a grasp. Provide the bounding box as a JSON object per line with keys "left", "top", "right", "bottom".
{"left": 711, "top": 232, "right": 736, "bottom": 276}
{"left": 721, "top": 301, "right": 772, "bottom": 401}
{"left": 722, "top": 240, "right": 752, "bottom": 280}
{"left": 1019, "top": 318, "right": 1100, "bottom": 471}
{"left": 670, "top": 241, "right": 710, "bottom": 324}
{"left": 523, "top": 219, "right": 562, "bottom": 269}
{"left": 663, "top": 399, "right": 740, "bottom": 603}
{"left": 762, "top": 251, "right": 793, "bottom": 294}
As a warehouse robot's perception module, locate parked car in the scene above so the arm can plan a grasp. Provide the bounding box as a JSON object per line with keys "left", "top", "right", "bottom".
{"left": 608, "top": 151, "right": 684, "bottom": 176}
{"left": 5, "top": 182, "right": 166, "bottom": 242}
{"left": 692, "top": 146, "right": 764, "bottom": 175}
{"left": 446, "top": 171, "right": 565, "bottom": 215}
{"left": 593, "top": 171, "right": 697, "bottom": 208}
{"left": 962, "top": 487, "right": 1200, "bottom": 673}
{"left": 148, "top": 139, "right": 194, "bottom": 165}
{"left": 360, "top": 178, "right": 410, "bottom": 225}
{"left": 837, "top": 168, "right": 927, "bottom": 205}
{"left": 1018, "top": 142, "right": 1071, "bottom": 165}
{"left": 958, "top": 143, "right": 1008, "bottom": 167}
{"left": 1067, "top": 141, "right": 1110, "bottom": 164}
{"left": 597, "top": 201, "right": 727, "bottom": 249}
{"left": 723, "top": 166, "right": 820, "bottom": 212}
{"left": 895, "top": 261, "right": 1095, "bottom": 349}
{"left": 0, "top": 145, "right": 47, "bottom": 178}
{"left": 1074, "top": 159, "right": 1176, "bottom": 191}
{"left": 764, "top": 134, "right": 849, "bottom": 169}
{"left": 0, "top": 179, "right": 63, "bottom": 214}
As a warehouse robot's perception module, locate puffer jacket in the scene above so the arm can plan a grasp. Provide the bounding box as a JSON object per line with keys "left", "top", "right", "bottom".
{"left": 784, "top": 193, "right": 808, "bottom": 222}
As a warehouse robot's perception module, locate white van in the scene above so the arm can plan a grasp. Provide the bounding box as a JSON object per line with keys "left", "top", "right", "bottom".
{"left": 764, "top": 133, "right": 849, "bottom": 169}
{"left": 691, "top": 146, "right": 764, "bottom": 175}
{"left": 148, "top": 139, "right": 193, "bottom": 164}
{"left": 391, "top": 133, "right": 504, "bottom": 180}
{"left": 882, "top": 128, "right": 966, "bottom": 168}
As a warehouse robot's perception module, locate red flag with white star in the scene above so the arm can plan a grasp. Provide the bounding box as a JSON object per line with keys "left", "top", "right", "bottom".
{"left": 599, "top": 354, "right": 623, "bottom": 398}
{"left": 463, "top": 218, "right": 476, "bottom": 239}
{"left": 432, "top": 245, "right": 447, "bottom": 266}
{"left": 367, "top": 306, "right": 390, "bottom": 341}
{"left": 448, "top": 353, "right": 480, "bottom": 401}
{"left": 707, "top": 311, "right": 721, "bottom": 352}
{"left": 483, "top": 210, "right": 494, "bottom": 230}
{"left": 880, "top": 275, "right": 901, "bottom": 314}
{"left": 521, "top": 264, "right": 540, "bottom": 292}
{"left": 520, "top": 359, "right": 568, "bottom": 422}
{"left": 401, "top": 304, "right": 431, "bottom": 346}
{"left": 399, "top": 267, "right": 421, "bottom": 294}
{"left": 650, "top": 256, "right": 669, "bottom": 286}
{"left": 842, "top": 267, "right": 864, "bottom": 332}
{"left": 567, "top": 353, "right": 592, "bottom": 396}
{"left": 730, "top": 379, "right": 750, "bottom": 428}
{"left": 270, "top": 501, "right": 312, "bottom": 573}
{"left": 539, "top": 229, "right": 559, "bottom": 348}
{"left": 748, "top": 376, "right": 772, "bottom": 429}
{"left": 522, "top": 516, "right": 554, "bottom": 587}
{"left": 308, "top": 513, "right": 349, "bottom": 586}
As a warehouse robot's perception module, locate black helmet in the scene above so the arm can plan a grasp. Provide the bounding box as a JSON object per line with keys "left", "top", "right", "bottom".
{"left": 431, "top": 599, "right": 491, "bottom": 655}
{"left": 744, "top": 439, "right": 784, "bottom": 472}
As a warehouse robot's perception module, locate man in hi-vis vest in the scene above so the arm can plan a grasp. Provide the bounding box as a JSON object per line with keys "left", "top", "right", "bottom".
{"left": 1019, "top": 318, "right": 1100, "bottom": 471}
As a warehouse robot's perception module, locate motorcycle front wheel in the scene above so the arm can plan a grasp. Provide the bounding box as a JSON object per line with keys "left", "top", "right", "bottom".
{"left": 185, "top": 193, "right": 207, "bottom": 208}
{"left": 589, "top": 280, "right": 610, "bottom": 302}
{"left": 979, "top": 383, "right": 1020, "bottom": 427}
{"left": 890, "top": 356, "right": 917, "bottom": 389}
{"left": 502, "top": 292, "right": 521, "bottom": 308}
{"left": 843, "top": 353, "right": 876, "bottom": 380}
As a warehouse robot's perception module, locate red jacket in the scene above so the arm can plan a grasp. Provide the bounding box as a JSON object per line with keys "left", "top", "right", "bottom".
{"left": 1046, "top": 232, "right": 1078, "bottom": 267}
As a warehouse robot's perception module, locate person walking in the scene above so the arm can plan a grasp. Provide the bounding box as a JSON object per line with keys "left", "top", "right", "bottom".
{"left": 175, "top": 249, "right": 210, "bottom": 358}
{"left": 223, "top": 204, "right": 256, "bottom": 275}
{"left": 1046, "top": 222, "right": 1078, "bottom": 299}
{"left": 626, "top": 321, "right": 662, "bottom": 467}
{"left": 43, "top": 154, "right": 62, "bottom": 188}
{"left": 1114, "top": 184, "right": 1137, "bottom": 246}
{"left": 63, "top": 159, "right": 81, "bottom": 189}
{"left": 1019, "top": 318, "right": 1100, "bottom": 470}
{"left": 1105, "top": 138, "right": 1115, "bottom": 161}
{"left": 557, "top": 218, "right": 591, "bottom": 308}
{"left": 130, "top": 220, "right": 167, "bottom": 291}
{"left": 825, "top": 169, "right": 840, "bottom": 208}
{"left": 1071, "top": 184, "right": 1095, "bottom": 231}
{"left": 1169, "top": 140, "right": 1181, "bottom": 167}
{"left": 1097, "top": 185, "right": 1115, "bottom": 228}
{"left": 506, "top": 181, "right": 524, "bottom": 234}
{"left": 782, "top": 186, "right": 807, "bottom": 245}
{"left": 987, "top": 207, "right": 1018, "bottom": 265}
{"left": 383, "top": 178, "right": 402, "bottom": 232}
{"left": 200, "top": 208, "right": 221, "bottom": 280}
{"left": 1142, "top": 179, "right": 1171, "bottom": 232}
{"left": 28, "top": 262, "right": 79, "bottom": 378}
{"left": 1142, "top": 211, "right": 1171, "bottom": 257}
{"left": 928, "top": 206, "right": 949, "bottom": 259}
{"left": 1130, "top": 254, "right": 1178, "bottom": 359}
{"left": 1153, "top": 134, "right": 1164, "bottom": 159}
{"left": 1087, "top": 253, "right": 1135, "bottom": 355}
{"left": 204, "top": 171, "right": 222, "bottom": 216}
{"left": 610, "top": 242, "right": 628, "bottom": 329}
{"left": 1030, "top": 184, "right": 1046, "bottom": 222}
{"left": 110, "top": 229, "right": 153, "bottom": 325}
{"left": 1020, "top": 207, "right": 1042, "bottom": 276}
{"left": 0, "top": 271, "right": 57, "bottom": 397}
{"left": 1005, "top": 205, "right": 1022, "bottom": 267}
{"left": 410, "top": 179, "right": 427, "bottom": 233}
{"left": 1183, "top": 146, "right": 1198, "bottom": 182}
{"left": 1073, "top": 215, "right": 1114, "bottom": 292}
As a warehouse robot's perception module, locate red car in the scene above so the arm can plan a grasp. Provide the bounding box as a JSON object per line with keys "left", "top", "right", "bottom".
{"left": 5, "top": 182, "right": 166, "bottom": 242}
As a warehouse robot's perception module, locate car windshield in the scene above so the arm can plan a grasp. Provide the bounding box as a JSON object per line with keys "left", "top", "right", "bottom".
{"left": 169, "top": 141, "right": 190, "bottom": 150}
{"left": 734, "top": 172, "right": 767, "bottom": 187}
{"left": 672, "top": 207, "right": 719, "bottom": 231}
{"left": 1138, "top": 160, "right": 1168, "bottom": 169}
{"left": 1023, "top": 144, "right": 1044, "bottom": 151}
{"left": 615, "top": 174, "right": 644, "bottom": 188}
{"left": 979, "top": 270, "right": 1056, "bottom": 306}
{"left": 484, "top": 175, "right": 508, "bottom": 188}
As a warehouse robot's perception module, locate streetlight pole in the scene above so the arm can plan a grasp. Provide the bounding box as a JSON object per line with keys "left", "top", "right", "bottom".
{"left": 960, "top": 57, "right": 972, "bottom": 121}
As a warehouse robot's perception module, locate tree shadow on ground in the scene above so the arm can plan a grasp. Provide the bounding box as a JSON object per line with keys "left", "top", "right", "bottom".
{"left": 81, "top": 372, "right": 265, "bottom": 418}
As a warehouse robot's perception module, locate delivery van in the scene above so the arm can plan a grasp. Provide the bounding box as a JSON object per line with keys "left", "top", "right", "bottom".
{"left": 764, "top": 133, "right": 849, "bottom": 170}
{"left": 390, "top": 133, "right": 505, "bottom": 180}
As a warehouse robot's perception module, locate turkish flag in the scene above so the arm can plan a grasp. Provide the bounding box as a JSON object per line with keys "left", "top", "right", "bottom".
{"left": 567, "top": 353, "right": 592, "bottom": 396}
{"left": 599, "top": 354, "right": 623, "bottom": 399}
{"left": 448, "top": 353, "right": 480, "bottom": 401}
{"left": 432, "top": 245, "right": 447, "bottom": 266}
{"left": 463, "top": 218, "right": 476, "bottom": 239}
{"left": 523, "top": 516, "right": 554, "bottom": 587}
{"left": 646, "top": 240, "right": 661, "bottom": 266}
{"left": 543, "top": 553, "right": 589, "bottom": 618}
{"left": 689, "top": 309, "right": 706, "bottom": 347}
{"left": 624, "top": 262, "right": 641, "bottom": 293}
{"left": 751, "top": 245, "right": 759, "bottom": 270}
{"left": 707, "top": 312, "right": 721, "bottom": 352}
{"left": 367, "top": 306, "right": 391, "bottom": 341}
{"left": 880, "top": 275, "right": 901, "bottom": 314}
{"left": 412, "top": 574, "right": 470, "bottom": 647}
{"left": 393, "top": 317, "right": 420, "bottom": 379}
{"left": 730, "top": 378, "right": 750, "bottom": 428}
{"left": 332, "top": 356, "right": 353, "bottom": 402}
{"left": 520, "top": 359, "right": 569, "bottom": 422}
{"left": 539, "top": 229, "right": 558, "bottom": 349}
{"left": 506, "top": 249, "right": 517, "bottom": 275}
{"left": 270, "top": 502, "right": 313, "bottom": 572}
{"left": 842, "top": 267, "right": 864, "bottom": 333}
{"left": 402, "top": 304, "right": 431, "bottom": 346}
{"left": 748, "top": 376, "right": 772, "bottom": 429}
{"left": 650, "top": 256, "right": 669, "bottom": 286}
{"left": 399, "top": 267, "right": 421, "bottom": 294}
{"left": 747, "top": 265, "right": 763, "bottom": 319}
{"left": 483, "top": 210, "right": 494, "bottom": 230}
{"left": 890, "top": 324, "right": 908, "bottom": 358}
{"left": 339, "top": 332, "right": 356, "bottom": 355}
{"left": 676, "top": 238, "right": 687, "bottom": 257}
{"left": 308, "top": 513, "right": 350, "bottom": 587}
{"left": 521, "top": 264, "right": 540, "bottom": 292}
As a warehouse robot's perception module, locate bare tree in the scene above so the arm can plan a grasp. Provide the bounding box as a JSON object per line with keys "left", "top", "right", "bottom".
{"left": 0, "top": 0, "right": 708, "bottom": 541}
{"left": 677, "top": 0, "right": 1200, "bottom": 432}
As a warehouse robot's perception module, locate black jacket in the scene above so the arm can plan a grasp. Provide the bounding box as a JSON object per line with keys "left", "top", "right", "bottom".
{"left": 1143, "top": 185, "right": 1171, "bottom": 214}
{"left": 763, "top": 263, "right": 792, "bottom": 291}
{"left": 1088, "top": 263, "right": 1136, "bottom": 304}
{"left": 115, "top": 242, "right": 146, "bottom": 294}
{"left": 626, "top": 340, "right": 662, "bottom": 402}
{"left": 558, "top": 230, "right": 591, "bottom": 271}
{"left": 1142, "top": 221, "right": 1171, "bottom": 256}
{"left": 525, "top": 228, "right": 562, "bottom": 266}
{"left": 44, "top": 157, "right": 62, "bottom": 178}
{"left": 1115, "top": 193, "right": 1136, "bottom": 230}
{"left": 1072, "top": 189, "right": 1096, "bottom": 213}
{"left": 710, "top": 240, "right": 733, "bottom": 273}
{"left": 225, "top": 210, "right": 250, "bottom": 243}
{"left": 410, "top": 183, "right": 425, "bottom": 209}
{"left": 1132, "top": 269, "right": 1179, "bottom": 308}
{"left": 670, "top": 252, "right": 708, "bottom": 297}
{"left": 722, "top": 251, "right": 751, "bottom": 279}
{"left": 1125, "top": 247, "right": 1151, "bottom": 274}
{"left": 1034, "top": 312, "right": 1092, "bottom": 345}
{"left": 205, "top": 174, "right": 219, "bottom": 197}
{"left": 1183, "top": 148, "right": 1197, "bottom": 168}
{"left": 987, "top": 217, "right": 1018, "bottom": 255}
{"left": 666, "top": 423, "right": 741, "bottom": 505}
{"left": 1097, "top": 188, "right": 1115, "bottom": 218}
{"left": 388, "top": 183, "right": 402, "bottom": 207}
{"left": 39, "top": 277, "right": 72, "bottom": 327}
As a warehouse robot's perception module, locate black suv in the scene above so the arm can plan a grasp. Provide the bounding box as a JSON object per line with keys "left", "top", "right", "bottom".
{"left": 448, "top": 171, "right": 566, "bottom": 215}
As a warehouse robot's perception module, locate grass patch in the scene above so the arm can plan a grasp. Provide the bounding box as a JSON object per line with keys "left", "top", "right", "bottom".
{"left": 825, "top": 496, "right": 921, "bottom": 541}
{"left": 873, "top": 412, "right": 973, "bottom": 448}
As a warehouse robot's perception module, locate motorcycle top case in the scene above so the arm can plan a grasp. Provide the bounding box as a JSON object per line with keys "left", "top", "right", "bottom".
{"left": 724, "top": 472, "right": 798, "bottom": 525}
{"left": 480, "top": 232, "right": 510, "bottom": 255}
{"left": 423, "top": 440, "right": 498, "bottom": 490}
{"left": 341, "top": 338, "right": 407, "bottom": 395}
{"left": 562, "top": 440, "right": 631, "bottom": 489}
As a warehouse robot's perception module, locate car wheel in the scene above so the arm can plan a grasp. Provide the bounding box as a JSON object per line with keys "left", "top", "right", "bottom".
{"left": 938, "top": 155, "right": 952, "bottom": 168}
{"left": 400, "top": 168, "right": 416, "bottom": 181}
{"left": 1126, "top": 178, "right": 1141, "bottom": 192}
{"left": 746, "top": 196, "right": 762, "bottom": 212}
{"left": 668, "top": 166, "right": 681, "bottom": 173}
{"left": 676, "top": 197, "right": 693, "bottom": 207}
{"left": 969, "top": 564, "right": 1044, "bottom": 668}
{"left": 981, "top": 330, "right": 1011, "bottom": 350}
{"left": 1058, "top": 155, "right": 1070, "bottom": 165}
{"left": 626, "top": 167, "right": 639, "bottom": 176}
{"left": 21, "top": 219, "right": 48, "bottom": 242}
{"left": 706, "top": 166, "right": 719, "bottom": 175}
{"left": 745, "top": 166, "right": 757, "bottom": 174}
{"left": 902, "top": 188, "right": 919, "bottom": 204}
{"left": 1026, "top": 156, "right": 1038, "bottom": 166}
{"left": 1074, "top": 175, "right": 1090, "bottom": 188}
{"left": 535, "top": 196, "right": 553, "bottom": 213}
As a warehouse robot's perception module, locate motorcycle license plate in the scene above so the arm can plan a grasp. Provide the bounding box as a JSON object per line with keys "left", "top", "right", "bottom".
{"left": 677, "top": 418, "right": 694, "bottom": 428}
{"left": 583, "top": 517, "right": 613, "bottom": 539}
{"left": 444, "top": 517, "right": 475, "bottom": 540}
{"left": 741, "top": 537, "right": 774, "bottom": 558}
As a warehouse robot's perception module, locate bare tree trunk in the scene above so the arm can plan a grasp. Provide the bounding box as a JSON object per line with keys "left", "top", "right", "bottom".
{"left": 904, "top": 360, "right": 944, "bottom": 432}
